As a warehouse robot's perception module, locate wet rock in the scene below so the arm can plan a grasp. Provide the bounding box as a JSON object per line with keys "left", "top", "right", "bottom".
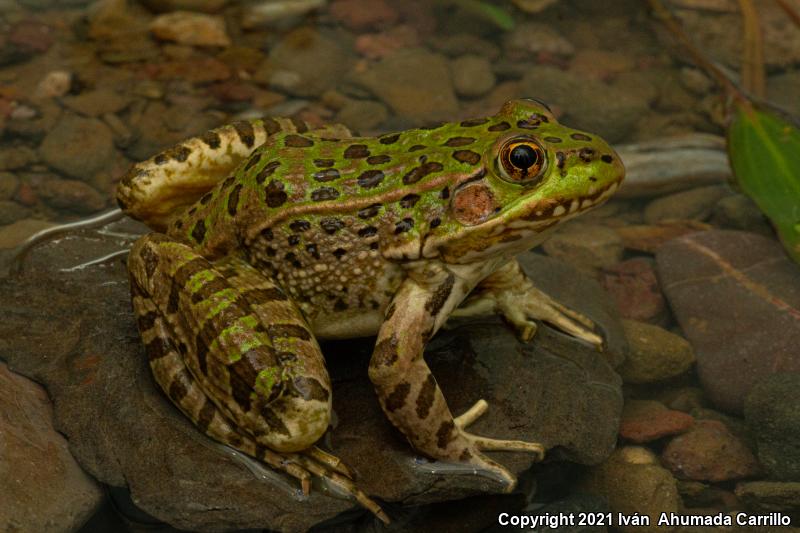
{"left": 767, "top": 70, "right": 800, "bottom": 117}
{"left": 0, "top": 223, "right": 624, "bottom": 531}
{"left": 353, "top": 48, "right": 458, "bottom": 123}
{"left": 710, "top": 193, "right": 773, "bottom": 236}
{"left": 582, "top": 446, "right": 681, "bottom": 533}
{"left": 35, "top": 70, "right": 73, "bottom": 99}
{"left": 619, "top": 400, "right": 694, "bottom": 443}
{"left": 0, "top": 200, "right": 31, "bottom": 225}
{"left": 744, "top": 373, "right": 800, "bottom": 481}
{"left": 0, "top": 144, "right": 37, "bottom": 170}
{"left": 0, "top": 172, "right": 19, "bottom": 200}
{"left": 37, "top": 177, "right": 108, "bottom": 214}
{"left": 541, "top": 222, "right": 624, "bottom": 273}
{"left": 38, "top": 113, "right": 118, "bottom": 181}
{"left": 329, "top": 0, "right": 398, "bottom": 30}
{"left": 149, "top": 11, "right": 231, "bottom": 47}
{"left": 520, "top": 66, "right": 649, "bottom": 143}
{"left": 139, "top": 0, "right": 228, "bottom": 12}
{"left": 268, "top": 27, "right": 351, "bottom": 98}
{"left": 511, "top": 0, "right": 559, "bottom": 14}
{"left": 504, "top": 22, "right": 574, "bottom": 57}
{"left": 125, "top": 101, "right": 220, "bottom": 162}
{"left": 657, "top": 230, "right": 800, "bottom": 413}
{"left": 735, "top": 481, "right": 800, "bottom": 512}
{"left": 600, "top": 258, "right": 667, "bottom": 323}
{"left": 661, "top": 419, "right": 760, "bottom": 482}
{"left": 615, "top": 221, "right": 708, "bottom": 254}
{"left": 5, "top": 20, "right": 54, "bottom": 63}
{"left": 148, "top": 55, "right": 232, "bottom": 83}
{"left": 354, "top": 26, "right": 420, "bottom": 60}
{"left": 430, "top": 33, "right": 501, "bottom": 60}
{"left": 62, "top": 88, "right": 133, "bottom": 117}
{"left": 241, "top": 0, "right": 326, "bottom": 28}
{"left": 451, "top": 54, "right": 495, "bottom": 98}
{"left": 569, "top": 50, "right": 635, "bottom": 82}
{"left": 334, "top": 99, "right": 389, "bottom": 132}
{"left": 643, "top": 185, "right": 731, "bottom": 224}
{"left": 618, "top": 320, "right": 694, "bottom": 384}
{"left": 0, "top": 362, "right": 103, "bottom": 533}
{"left": 0, "top": 219, "right": 54, "bottom": 250}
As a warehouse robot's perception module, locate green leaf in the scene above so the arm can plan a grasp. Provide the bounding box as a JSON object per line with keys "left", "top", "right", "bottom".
{"left": 728, "top": 103, "right": 800, "bottom": 263}
{"left": 451, "top": 0, "right": 515, "bottom": 30}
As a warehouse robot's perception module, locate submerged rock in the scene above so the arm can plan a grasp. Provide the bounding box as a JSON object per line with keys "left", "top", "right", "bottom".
{"left": 0, "top": 222, "right": 623, "bottom": 532}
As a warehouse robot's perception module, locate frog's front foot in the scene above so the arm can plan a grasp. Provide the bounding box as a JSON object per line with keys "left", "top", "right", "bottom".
{"left": 451, "top": 399, "right": 545, "bottom": 491}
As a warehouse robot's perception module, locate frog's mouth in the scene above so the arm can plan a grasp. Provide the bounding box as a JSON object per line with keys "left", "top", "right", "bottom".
{"left": 515, "top": 177, "right": 622, "bottom": 226}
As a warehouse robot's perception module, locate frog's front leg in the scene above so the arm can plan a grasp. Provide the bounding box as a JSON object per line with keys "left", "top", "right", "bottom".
{"left": 452, "top": 258, "right": 603, "bottom": 348}
{"left": 368, "top": 263, "right": 544, "bottom": 490}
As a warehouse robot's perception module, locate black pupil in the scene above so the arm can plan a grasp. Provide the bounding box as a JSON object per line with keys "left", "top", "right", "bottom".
{"left": 510, "top": 145, "right": 538, "bottom": 170}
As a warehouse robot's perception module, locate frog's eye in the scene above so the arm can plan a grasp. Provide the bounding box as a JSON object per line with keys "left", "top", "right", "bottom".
{"left": 497, "top": 138, "right": 546, "bottom": 185}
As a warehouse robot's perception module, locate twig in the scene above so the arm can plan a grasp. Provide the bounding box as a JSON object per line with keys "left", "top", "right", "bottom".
{"left": 738, "top": 0, "right": 765, "bottom": 97}
{"left": 776, "top": 0, "right": 800, "bottom": 29}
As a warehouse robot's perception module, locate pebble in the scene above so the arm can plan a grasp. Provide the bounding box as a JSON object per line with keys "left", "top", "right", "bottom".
{"left": 429, "top": 34, "right": 501, "bottom": 60}
{"left": 569, "top": 49, "right": 635, "bottom": 82}
{"left": 37, "top": 178, "right": 107, "bottom": 214}
{"left": 0, "top": 200, "right": 30, "bottom": 225}
{"left": 614, "top": 220, "right": 709, "bottom": 254}
{"left": 618, "top": 320, "right": 695, "bottom": 384}
{"left": 643, "top": 185, "right": 731, "bottom": 224}
{"left": 744, "top": 373, "right": 800, "bottom": 481}
{"left": 35, "top": 70, "right": 73, "bottom": 98}
{"left": 710, "top": 193, "right": 773, "bottom": 236}
{"left": 334, "top": 99, "right": 388, "bottom": 132}
{"left": 767, "top": 70, "right": 800, "bottom": 117}
{"left": 680, "top": 67, "right": 714, "bottom": 95}
{"left": 661, "top": 419, "right": 761, "bottom": 482}
{"left": 61, "top": 88, "right": 132, "bottom": 117}
{"left": 138, "top": 0, "right": 228, "bottom": 12}
{"left": 601, "top": 258, "right": 667, "bottom": 323}
{"left": 511, "top": 0, "right": 559, "bottom": 13}
{"left": 503, "top": 22, "right": 574, "bottom": 57}
{"left": 619, "top": 400, "right": 695, "bottom": 443}
{"left": 657, "top": 230, "right": 800, "bottom": 413}
{"left": 450, "top": 54, "right": 495, "bottom": 98}
{"left": 354, "top": 26, "right": 420, "bottom": 60}
{"left": 0, "top": 172, "right": 19, "bottom": 200}
{"left": 735, "top": 481, "right": 800, "bottom": 511}
{"left": 582, "top": 446, "right": 681, "bottom": 533}
{"left": 541, "top": 221, "right": 624, "bottom": 272}
{"left": 241, "top": 0, "right": 326, "bottom": 28}
{"left": 38, "top": 113, "right": 118, "bottom": 182}
{"left": 0, "top": 362, "right": 103, "bottom": 532}
{"left": 329, "top": 0, "right": 398, "bottom": 30}
{"left": 0, "top": 145, "right": 37, "bottom": 170}
{"left": 352, "top": 48, "right": 458, "bottom": 123}
{"left": 268, "top": 27, "right": 351, "bottom": 98}
{"left": 149, "top": 11, "right": 231, "bottom": 47}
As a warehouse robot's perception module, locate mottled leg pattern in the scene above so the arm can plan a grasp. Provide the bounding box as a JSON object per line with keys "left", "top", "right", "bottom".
{"left": 368, "top": 265, "right": 544, "bottom": 491}
{"left": 128, "top": 233, "right": 387, "bottom": 523}
{"left": 451, "top": 259, "right": 602, "bottom": 347}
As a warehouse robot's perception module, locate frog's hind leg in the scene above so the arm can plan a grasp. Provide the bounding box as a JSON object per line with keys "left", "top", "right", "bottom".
{"left": 117, "top": 119, "right": 353, "bottom": 231}
{"left": 128, "top": 233, "right": 388, "bottom": 523}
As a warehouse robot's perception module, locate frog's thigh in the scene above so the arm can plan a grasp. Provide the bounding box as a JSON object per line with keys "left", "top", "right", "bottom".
{"left": 128, "top": 233, "right": 331, "bottom": 453}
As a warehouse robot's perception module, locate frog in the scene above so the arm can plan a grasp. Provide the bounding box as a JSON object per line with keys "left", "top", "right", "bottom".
{"left": 116, "top": 98, "right": 624, "bottom": 521}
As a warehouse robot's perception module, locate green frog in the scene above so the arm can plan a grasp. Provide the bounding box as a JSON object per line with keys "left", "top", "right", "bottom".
{"left": 117, "top": 98, "right": 624, "bottom": 521}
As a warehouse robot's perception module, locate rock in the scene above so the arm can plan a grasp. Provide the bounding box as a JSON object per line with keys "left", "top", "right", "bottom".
{"left": 37, "top": 178, "right": 108, "bottom": 214}
{"left": 519, "top": 66, "right": 649, "bottom": 144}
{"left": 503, "top": 22, "right": 574, "bottom": 57}
{"left": 240, "top": 0, "right": 326, "bottom": 28}
{"left": 148, "top": 56, "right": 232, "bottom": 83}
{"left": 124, "top": 102, "right": 220, "bottom": 162}
{"left": 619, "top": 400, "right": 694, "bottom": 443}
{"left": 768, "top": 70, "right": 800, "bottom": 117}
{"left": 430, "top": 33, "right": 500, "bottom": 60}
{"left": 541, "top": 222, "right": 624, "bottom": 273}
{"left": 149, "top": 11, "right": 231, "bottom": 47}
{"left": 710, "top": 193, "right": 773, "bottom": 236}
{"left": 0, "top": 172, "right": 19, "bottom": 200}
{"left": 657, "top": 230, "right": 800, "bottom": 413}
{"left": 643, "top": 185, "right": 731, "bottom": 224}
{"left": 569, "top": 50, "right": 635, "bottom": 82}
{"left": 0, "top": 219, "right": 54, "bottom": 250}
{"left": 35, "top": 70, "right": 73, "bottom": 98}
{"left": 0, "top": 144, "right": 37, "bottom": 170}
{"left": 354, "top": 26, "right": 420, "bottom": 60}
{"left": 352, "top": 48, "right": 459, "bottom": 123}
{"left": 600, "top": 258, "right": 667, "bottom": 323}
{"left": 62, "top": 88, "right": 133, "bottom": 117}
{"left": 661, "top": 419, "right": 761, "bottom": 482}
{"left": 582, "top": 446, "right": 681, "bottom": 533}
{"left": 334, "top": 99, "right": 389, "bottom": 132}
{"left": 744, "top": 373, "right": 800, "bottom": 481}
{"left": 615, "top": 221, "right": 709, "bottom": 254}
{"left": 618, "top": 320, "right": 695, "bottom": 384}
{"left": 0, "top": 362, "right": 103, "bottom": 533}
{"left": 0, "top": 221, "right": 624, "bottom": 531}
{"left": 268, "top": 27, "right": 351, "bottom": 98}
{"left": 0, "top": 200, "right": 31, "bottom": 225}
{"left": 139, "top": 0, "right": 228, "bottom": 12}
{"left": 659, "top": 387, "right": 708, "bottom": 413}
{"left": 38, "top": 113, "right": 118, "bottom": 181}
{"left": 511, "top": 0, "right": 559, "bottom": 14}
{"left": 329, "top": 0, "right": 398, "bottom": 30}
{"left": 735, "top": 481, "right": 800, "bottom": 512}
{"left": 451, "top": 54, "right": 495, "bottom": 98}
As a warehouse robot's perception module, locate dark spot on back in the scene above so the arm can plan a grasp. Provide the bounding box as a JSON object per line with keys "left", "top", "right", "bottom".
{"left": 191, "top": 220, "right": 206, "bottom": 243}
{"left": 403, "top": 161, "right": 444, "bottom": 184}
{"left": 444, "top": 137, "right": 475, "bottom": 147}
{"left": 290, "top": 117, "right": 308, "bottom": 133}
{"left": 358, "top": 226, "right": 377, "bottom": 238}
{"left": 358, "top": 204, "right": 382, "bottom": 219}
{"left": 320, "top": 217, "right": 344, "bottom": 234}
{"left": 289, "top": 220, "right": 310, "bottom": 232}
{"left": 313, "top": 168, "right": 340, "bottom": 182}
{"left": 285, "top": 134, "right": 314, "bottom": 148}
{"left": 408, "top": 144, "right": 426, "bottom": 152}
{"left": 379, "top": 133, "right": 400, "bottom": 145}
{"left": 200, "top": 192, "right": 213, "bottom": 205}
{"left": 255, "top": 161, "right": 280, "bottom": 184}
{"left": 357, "top": 169, "right": 384, "bottom": 189}
{"left": 436, "top": 419, "right": 456, "bottom": 448}
{"left": 233, "top": 121, "right": 255, "bottom": 148}
{"left": 385, "top": 382, "right": 411, "bottom": 412}
{"left": 488, "top": 121, "right": 510, "bottom": 132}
{"left": 201, "top": 130, "right": 221, "bottom": 149}
{"left": 333, "top": 248, "right": 347, "bottom": 259}
{"left": 415, "top": 374, "right": 437, "bottom": 419}
{"left": 227, "top": 184, "right": 242, "bottom": 216}
{"left": 310, "top": 187, "right": 339, "bottom": 202}
{"left": 544, "top": 136, "right": 562, "bottom": 143}
{"left": 313, "top": 158, "right": 335, "bottom": 168}
{"left": 367, "top": 154, "right": 391, "bottom": 165}
{"left": 556, "top": 151, "right": 566, "bottom": 170}
{"left": 265, "top": 181, "right": 288, "bottom": 207}
{"left": 425, "top": 273, "right": 454, "bottom": 317}
{"left": 571, "top": 133, "right": 592, "bottom": 141}
{"left": 601, "top": 154, "right": 614, "bottom": 163}
{"left": 394, "top": 218, "right": 414, "bottom": 234}
{"left": 452, "top": 150, "right": 481, "bottom": 165}
{"left": 263, "top": 117, "right": 281, "bottom": 135}
{"left": 460, "top": 118, "right": 489, "bottom": 127}
{"left": 344, "top": 144, "right": 369, "bottom": 159}
{"left": 399, "top": 194, "right": 420, "bottom": 208}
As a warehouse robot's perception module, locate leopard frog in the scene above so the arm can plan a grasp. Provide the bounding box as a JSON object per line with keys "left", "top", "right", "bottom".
{"left": 117, "top": 98, "right": 625, "bottom": 521}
